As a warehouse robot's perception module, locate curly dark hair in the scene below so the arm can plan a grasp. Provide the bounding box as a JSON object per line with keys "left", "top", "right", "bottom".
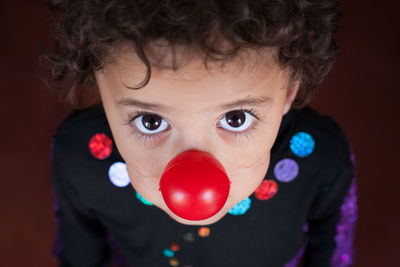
{"left": 40, "top": 0, "right": 341, "bottom": 108}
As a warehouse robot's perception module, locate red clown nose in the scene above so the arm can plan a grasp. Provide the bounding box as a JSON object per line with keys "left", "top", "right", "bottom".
{"left": 159, "top": 149, "right": 231, "bottom": 221}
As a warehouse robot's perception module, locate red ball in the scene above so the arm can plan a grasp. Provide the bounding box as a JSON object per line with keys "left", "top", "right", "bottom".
{"left": 159, "top": 150, "right": 231, "bottom": 221}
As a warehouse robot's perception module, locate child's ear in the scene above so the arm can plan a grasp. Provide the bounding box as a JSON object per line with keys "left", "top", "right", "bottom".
{"left": 283, "top": 80, "right": 300, "bottom": 115}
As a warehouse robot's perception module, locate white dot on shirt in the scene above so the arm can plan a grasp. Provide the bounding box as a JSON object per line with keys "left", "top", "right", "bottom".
{"left": 108, "top": 162, "right": 131, "bottom": 187}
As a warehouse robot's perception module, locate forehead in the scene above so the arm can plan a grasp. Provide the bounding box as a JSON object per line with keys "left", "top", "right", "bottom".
{"left": 104, "top": 43, "right": 281, "bottom": 80}
{"left": 97, "top": 44, "right": 289, "bottom": 111}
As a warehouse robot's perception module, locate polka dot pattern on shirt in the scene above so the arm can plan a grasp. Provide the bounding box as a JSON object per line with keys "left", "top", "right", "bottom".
{"left": 136, "top": 192, "right": 154, "bottom": 206}
{"left": 289, "top": 132, "right": 315, "bottom": 158}
{"left": 254, "top": 179, "right": 278, "bottom": 200}
{"left": 274, "top": 158, "right": 299, "bottom": 183}
{"left": 228, "top": 197, "right": 251, "bottom": 215}
{"left": 88, "top": 133, "right": 113, "bottom": 159}
{"left": 108, "top": 162, "right": 131, "bottom": 187}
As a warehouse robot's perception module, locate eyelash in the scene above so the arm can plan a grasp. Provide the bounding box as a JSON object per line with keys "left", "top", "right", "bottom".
{"left": 123, "top": 108, "right": 261, "bottom": 145}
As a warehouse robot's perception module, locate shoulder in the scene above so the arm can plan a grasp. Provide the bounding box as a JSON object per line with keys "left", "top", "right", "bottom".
{"left": 50, "top": 103, "right": 122, "bottom": 182}
{"left": 50, "top": 104, "right": 136, "bottom": 218}
{"left": 52, "top": 103, "right": 113, "bottom": 154}
{"left": 276, "top": 106, "right": 354, "bottom": 185}
{"left": 52, "top": 103, "right": 109, "bottom": 140}
{"left": 292, "top": 106, "right": 352, "bottom": 155}
{"left": 279, "top": 106, "right": 353, "bottom": 157}
{"left": 287, "top": 108, "right": 357, "bottom": 223}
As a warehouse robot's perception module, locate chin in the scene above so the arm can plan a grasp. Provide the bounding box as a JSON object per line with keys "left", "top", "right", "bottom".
{"left": 166, "top": 208, "right": 227, "bottom": 226}
{"left": 158, "top": 196, "right": 236, "bottom": 226}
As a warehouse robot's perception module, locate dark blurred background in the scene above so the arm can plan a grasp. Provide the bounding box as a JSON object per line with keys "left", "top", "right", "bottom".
{"left": 1, "top": 1, "right": 399, "bottom": 266}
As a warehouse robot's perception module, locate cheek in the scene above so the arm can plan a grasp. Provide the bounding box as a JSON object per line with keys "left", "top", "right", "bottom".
{"left": 228, "top": 152, "right": 271, "bottom": 202}
{"left": 117, "top": 142, "right": 167, "bottom": 178}
{"left": 257, "top": 107, "right": 286, "bottom": 149}
{"left": 224, "top": 118, "right": 280, "bottom": 166}
{"left": 106, "top": 114, "right": 169, "bottom": 177}
{"left": 126, "top": 165, "right": 167, "bottom": 209}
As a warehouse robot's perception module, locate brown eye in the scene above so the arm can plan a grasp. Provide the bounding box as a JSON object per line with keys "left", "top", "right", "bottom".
{"left": 225, "top": 110, "right": 246, "bottom": 128}
{"left": 219, "top": 110, "right": 255, "bottom": 132}
{"left": 133, "top": 113, "right": 169, "bottom": 134}
{"left": 142, "top": 114, "right": 162, "bottom": 130}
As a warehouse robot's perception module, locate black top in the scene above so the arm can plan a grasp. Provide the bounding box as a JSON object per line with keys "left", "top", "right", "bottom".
{"left": 50, "top": 103, "right": 357, "bottom": 267}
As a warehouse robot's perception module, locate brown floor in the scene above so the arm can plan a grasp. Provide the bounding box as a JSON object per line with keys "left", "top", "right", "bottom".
{"left": 1, "top": 1, "right": 399, "bottom": 266}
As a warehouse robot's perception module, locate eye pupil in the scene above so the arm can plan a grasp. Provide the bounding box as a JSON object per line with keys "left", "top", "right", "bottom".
{"left": 226, "top": 111, "right": 245, "bottom": 128}
{"left": 142, "top": 114, "right": 161, "bottom": 130}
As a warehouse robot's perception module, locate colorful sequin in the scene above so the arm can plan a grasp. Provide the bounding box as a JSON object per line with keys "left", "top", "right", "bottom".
{"left": 89, "top": 133, "right": 113, "bottom": 159}
{"left": 198, "top": 227, "right": 210, "bottom": 237}
{"left": 254, "top": 179, "right": 278, "bottom": 200}
{"left": 163, "top": 243, "right": 182, "bottom": 266}
{"left": 303, "top": 223, "right": 309, "bottom": 233}
{"left": 168, "top": 258, "right": 180, "bottom": 266}
{"left": 163, "top": 248, "right": 175, "bottom": 258}
{"left": 331, "top": 178, "right": 358, "bottom": 267}
{"left": 274, "top": 158, "right": 299, "bottom": 182}
{"left": 183, "top": 232, "right": 195, "bottom": 242}
{"left": 290, "top": 132, "right": 315, "bottom": 157}
{"left": 108, "top": 162, "right": 131, "bottom": 187}
{"left": 170, "top": 242, "right": 180, "bottom": 252}
{"left": 228, "top": 197, "right": 251, "bottom": 215}
{"left": 136, "top": 192, "right": 154, "bottom": 206}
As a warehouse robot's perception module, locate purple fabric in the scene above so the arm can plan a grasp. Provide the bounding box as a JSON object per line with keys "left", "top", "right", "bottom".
{"left": 284, "top": 151, "right": 358, "bottom": 267}
{"left": 330, "top": 178, "right": 358, "bottom": 266}
{"left": 330, "top": 150, "right": 358, "bottom": 267}
{"left": 107, "top": 229, "right": 131, "bottom": 267}
{"left": 284, "top": 241, "right": 307, "bottom": 267}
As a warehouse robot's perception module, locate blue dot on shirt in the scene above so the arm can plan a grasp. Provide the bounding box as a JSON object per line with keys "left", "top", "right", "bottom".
{"left": 228, "top": 197, "right": 251, "bottom": 215}
{"left": 290, "top": 132, "right": 315, "bottom": 157}
{"left": 108, "top": 162, "right": 131, "bottom": 187}
{"left": 163, "top": 248, "right": 175, "bottom": 258}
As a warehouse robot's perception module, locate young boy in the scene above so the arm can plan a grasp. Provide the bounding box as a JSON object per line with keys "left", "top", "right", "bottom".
{"left": 43, "top": 0, "right": 357, "bottom": 266}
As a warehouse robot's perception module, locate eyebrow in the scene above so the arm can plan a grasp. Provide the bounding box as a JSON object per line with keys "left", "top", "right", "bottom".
{"left": 117, "top": 95, "right": 273, "bottom": 113}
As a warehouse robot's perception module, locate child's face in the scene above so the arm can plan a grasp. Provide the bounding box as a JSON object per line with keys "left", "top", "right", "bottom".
{"left": 95, "top": 45, "right": 298, "bottom": 225}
